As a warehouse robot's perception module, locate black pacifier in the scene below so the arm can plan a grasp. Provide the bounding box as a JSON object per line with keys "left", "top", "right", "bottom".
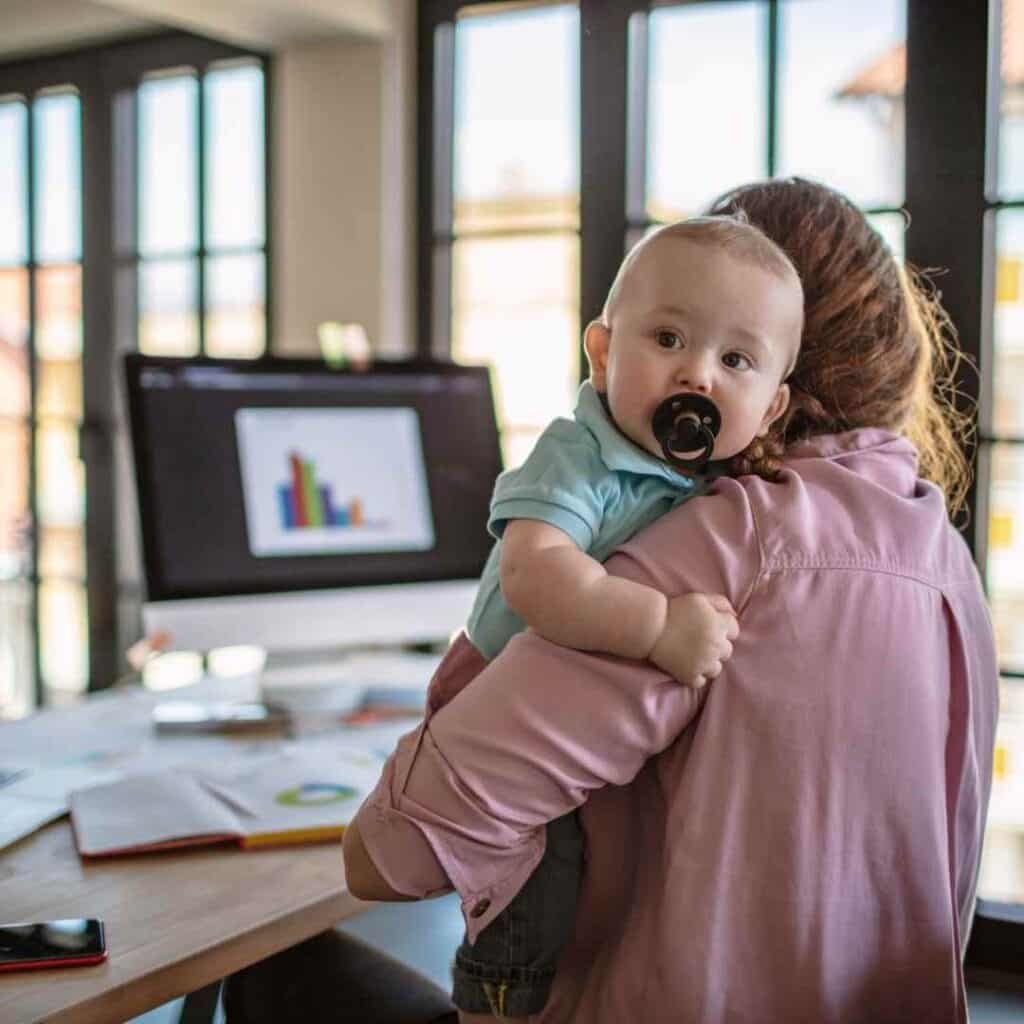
{"left": 651, "top": 392, "right": 722, "bottom": 474}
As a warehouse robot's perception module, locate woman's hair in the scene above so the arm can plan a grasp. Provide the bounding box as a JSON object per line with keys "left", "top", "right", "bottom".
{"left": 705, "top": 177, "right": 974, "bottom": 517}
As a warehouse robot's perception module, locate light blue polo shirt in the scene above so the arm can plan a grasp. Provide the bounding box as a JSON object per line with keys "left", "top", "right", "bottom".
{"left": 466, "top": 382, "right": 702, "bottom": 659}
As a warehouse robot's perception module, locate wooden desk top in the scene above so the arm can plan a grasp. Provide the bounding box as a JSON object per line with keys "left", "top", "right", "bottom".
{"left": 0, "top": 682, "right": 378, "bottom": 1024}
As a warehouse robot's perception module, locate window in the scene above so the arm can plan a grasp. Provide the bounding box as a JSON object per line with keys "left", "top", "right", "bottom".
{"left": 433, "top": 3, "right": 581, "bottom": 468}
{"left": 124, "top": 62, "right": 267, "bottom": 359}
{"left": 0, "top": 33, "right": 270, "bottom": 715}
{"left": 423, "top": 0, "right": 909, "bottom": 478}
{"left": 640, "top": 0, "right": 906, "bottom": 252}
{"left": 979, "top": 0, "right": 1024, "bottom": 909}
{"left": 0, "top": 89, "right": 86, "bottom": 716}
{"left": 421, "top": 0, "right": 1023, "bottom": 958}
{"left": 111, "top": 56, "right": 269, "bottom": 683}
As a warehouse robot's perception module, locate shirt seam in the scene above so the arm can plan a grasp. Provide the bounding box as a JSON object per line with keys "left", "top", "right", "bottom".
{"left": 761, "top": 560, "right": 979, "bottom": 591}
{"left": 419, "top": 725, "right": 547, "bottom": 906}
{"left": 739, "top": 497, "right": 767, "bottom": 615}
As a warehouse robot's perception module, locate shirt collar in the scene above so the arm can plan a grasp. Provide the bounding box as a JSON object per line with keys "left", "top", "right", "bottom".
{"left": 573, "top": 382, "right": 698, "bottom": 489}
{"left": 784, "top": 429, "right": 921, "bottom": 493}
{"left": 784, "top": 428, "right": 916, "bottom": 464}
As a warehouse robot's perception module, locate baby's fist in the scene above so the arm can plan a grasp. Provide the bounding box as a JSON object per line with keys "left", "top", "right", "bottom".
{"left": 648, "top": 593, "right": 739, "bottom": 688}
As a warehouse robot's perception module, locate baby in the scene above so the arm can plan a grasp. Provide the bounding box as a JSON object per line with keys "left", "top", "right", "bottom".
{"left": 427, "top": 216, "right": 804, "bottom": 1021}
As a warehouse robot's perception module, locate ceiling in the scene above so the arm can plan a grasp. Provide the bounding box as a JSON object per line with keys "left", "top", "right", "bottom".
{"left": 0, "top": 0, "right": 393, "bottom": 61}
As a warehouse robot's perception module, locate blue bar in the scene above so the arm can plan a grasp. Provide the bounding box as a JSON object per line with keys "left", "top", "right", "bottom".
{"left": 278, "top": 484, "right": 295, "bottom": 529}
{"left": 320, "top": 486, "right": 336, "bottom": 527}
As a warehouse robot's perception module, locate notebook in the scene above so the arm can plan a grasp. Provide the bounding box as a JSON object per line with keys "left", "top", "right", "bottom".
{"left": 68, "top": 747, "right": 383, "bottom": 858}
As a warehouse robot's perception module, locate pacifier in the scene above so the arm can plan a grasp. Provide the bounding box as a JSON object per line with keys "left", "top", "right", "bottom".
{"left": 651, "top": 392, "right": 722, "bottom": 474}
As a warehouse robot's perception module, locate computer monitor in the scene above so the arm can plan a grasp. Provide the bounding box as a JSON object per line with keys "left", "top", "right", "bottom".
{"left": 124, "top": 354, "right": 503, "bottom": 654}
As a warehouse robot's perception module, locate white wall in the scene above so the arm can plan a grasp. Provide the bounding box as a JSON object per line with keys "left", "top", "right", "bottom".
{"left": 271, "top": 0, "right": 417, "bottom": 358}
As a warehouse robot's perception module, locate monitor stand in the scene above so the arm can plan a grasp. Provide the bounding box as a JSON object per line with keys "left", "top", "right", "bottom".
{"left": 142, "top": 578, "right": 478, "bottom": 656}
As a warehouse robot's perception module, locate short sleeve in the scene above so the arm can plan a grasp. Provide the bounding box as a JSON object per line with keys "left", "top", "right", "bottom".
{"left": 489, "top": 418, "right": 609, "bottom": 550}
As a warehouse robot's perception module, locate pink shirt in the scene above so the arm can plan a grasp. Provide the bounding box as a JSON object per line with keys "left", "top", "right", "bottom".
{"left": 354, "top": 430, "right": 999, "bottom": 1023}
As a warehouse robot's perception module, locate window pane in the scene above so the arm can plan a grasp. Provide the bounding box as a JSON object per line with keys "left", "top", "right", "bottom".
{"left": 453, "top": 4, "right": 579, "bottom": 234}
{"left": 33, "top": 90, "right": 81, "bottom": 264}
{"left": 139, "top": 75, "right": 198, "bottom": 256}
{"left": 779, "top": 0, "right": 905, "bottom": 208}
{"left": 36, "top": 421, "right": 85, "bottom": 534}
{"left": 139, "top": 258, "right": 199, "bottom": 355}
{"left": 205, "top": 252, "right": 265, "bottom": 357}
{"left": 993, "top": 209, "right": 1024, "bottom": 435}
{"left": 39, "top": 524, "right": 84, "bottom": 580}
{"left": 0, "top": 268, "right": 29, "bottom": 418}
{"left": 978, "top": 679, "right": 1024, "bottom": 903}
{"left": 36, "top": 264, "right": 82, "bottom": 421}
{"left": 205, "top": 64, "right": 265, "bottom": 248}
{"left": 0, "top": 101, "right": 27, "bottom": 265}
{"left": 452, "top": 233, "right": 579, "bottom": 467}
{"left": 997, "top": 0, "right": 1024, "bottom": 198}
{"left": 0, "top": 420, "right": 30, "bottom": 580}
{"left": 988, "top": 443, "right": 1024, "bottom": 674}
{"left": 38, "top": 578, "right": 87, "bottom": 693}
{"left": 0, "top": 580, "right": 34, "bottom": 719}
{"left": 647, "top": 3, "right": 766, "bottom": 221}
{"left": 867, "top": 211, "right": 906, "bottom": 263}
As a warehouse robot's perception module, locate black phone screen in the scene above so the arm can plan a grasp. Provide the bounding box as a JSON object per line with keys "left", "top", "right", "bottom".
{"left": 0, "top": 919, "right": 106, "bottom": 965}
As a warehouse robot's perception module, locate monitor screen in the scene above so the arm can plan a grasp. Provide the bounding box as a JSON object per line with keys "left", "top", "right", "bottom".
{"left": 125, "top": 355, "right": 503, "bottom": 604}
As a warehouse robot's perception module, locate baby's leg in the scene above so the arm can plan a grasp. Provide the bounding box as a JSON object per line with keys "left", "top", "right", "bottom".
{"left": 450, "top": 812, "right": 584, "bottom": 1020}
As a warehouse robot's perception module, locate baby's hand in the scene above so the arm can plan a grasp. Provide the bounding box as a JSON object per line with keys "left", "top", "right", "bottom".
{"left": 648, "top": 593, "right": 738, "bottom": 688}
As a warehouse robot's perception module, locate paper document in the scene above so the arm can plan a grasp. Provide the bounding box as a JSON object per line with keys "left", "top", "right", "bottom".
{"left": 0, "top": 796, "right": 67, "bottom": 850}
{"left": 70, "top": 746, "right": 385, "bottom": 858}
{"left": 0, "top": 753, "right": 130, "bottom": 851}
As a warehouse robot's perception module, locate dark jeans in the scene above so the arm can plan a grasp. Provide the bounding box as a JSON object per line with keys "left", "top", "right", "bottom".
{"left": 223, "top": 929, "right": 458, "bottom": 1024}
{"left": 452, "top": 811, "right": 585, "bottom": 1017}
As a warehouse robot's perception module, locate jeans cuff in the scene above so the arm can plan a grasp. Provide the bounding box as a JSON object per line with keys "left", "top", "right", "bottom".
{"left": 451, "top": 955, "right": 555, "bottom": 1016}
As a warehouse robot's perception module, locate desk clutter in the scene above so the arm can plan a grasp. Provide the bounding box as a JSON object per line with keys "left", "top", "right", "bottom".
{"left": 0, "top": 649, "right": 443, "bottom": 857}
{"left": 69, "top": 745, "right": 384, "bottom": 857}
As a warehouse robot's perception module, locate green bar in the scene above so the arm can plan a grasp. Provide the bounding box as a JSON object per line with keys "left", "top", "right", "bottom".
{"left": 301, "top": 461, "right": 323, "bottom": 527}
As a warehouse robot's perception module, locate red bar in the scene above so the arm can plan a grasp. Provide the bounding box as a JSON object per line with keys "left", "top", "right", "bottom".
{"left": 289, "top": 453, "right": 309, "bottom": 527}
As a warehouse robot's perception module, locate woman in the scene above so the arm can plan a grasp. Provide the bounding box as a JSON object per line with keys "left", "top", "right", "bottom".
{"left": 230, "top": 179, "right": 999, "bottom": 1023}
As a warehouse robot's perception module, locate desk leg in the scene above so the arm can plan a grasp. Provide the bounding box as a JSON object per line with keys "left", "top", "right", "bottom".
{"left": 179, "top": 980, "right": 222, "bottom": 1024}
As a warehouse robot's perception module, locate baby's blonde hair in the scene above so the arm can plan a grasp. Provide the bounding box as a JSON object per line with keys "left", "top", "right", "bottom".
{"left": 602, "top": 214, "right": 804, "bottom": 376}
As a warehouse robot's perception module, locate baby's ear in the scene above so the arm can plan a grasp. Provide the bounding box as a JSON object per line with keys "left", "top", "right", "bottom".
{"left": 757, "top": 382, "right": 790, "bottom": 437}
{"left": 584, "top": 320, "right": 611, "bottom": 390}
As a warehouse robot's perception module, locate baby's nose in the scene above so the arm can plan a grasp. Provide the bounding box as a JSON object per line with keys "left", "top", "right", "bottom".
{"left": 675, "top": 355, "right": 713, "bottom": 392}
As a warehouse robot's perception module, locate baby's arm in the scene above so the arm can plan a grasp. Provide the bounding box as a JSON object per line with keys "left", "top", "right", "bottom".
{"left": 500, "top": 520, "right": 737, "bottom": 685}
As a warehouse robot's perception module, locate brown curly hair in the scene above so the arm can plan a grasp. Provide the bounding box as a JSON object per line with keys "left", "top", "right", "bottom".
{"left": 706, "top": 178, "right": 974, "bottom": 518}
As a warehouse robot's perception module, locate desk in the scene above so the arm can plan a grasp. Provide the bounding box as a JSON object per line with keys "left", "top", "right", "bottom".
{"left": 0, "top": 678, "right": 399, "bottom": 1024}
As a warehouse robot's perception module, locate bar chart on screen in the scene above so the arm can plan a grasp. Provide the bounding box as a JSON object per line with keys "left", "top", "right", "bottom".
{"left": 276, "top": 452, "right": 377, "bottom": 532}
{"left": 234, "top": 407, "right": 435, "bottom": 558}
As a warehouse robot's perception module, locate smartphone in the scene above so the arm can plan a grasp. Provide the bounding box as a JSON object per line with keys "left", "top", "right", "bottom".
{"left": 0, "top": 919, "right": 107, "bottom": 972}
{"left": 152, "top": 700, "right": 290, "bottom": 734}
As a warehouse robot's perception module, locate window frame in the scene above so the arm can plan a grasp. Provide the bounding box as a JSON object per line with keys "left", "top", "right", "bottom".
{"left": 418, "top": 0, "right": 1023, "bottom": 975}
{"left": 0, "top": 31, "right": 273, "bottom": 702}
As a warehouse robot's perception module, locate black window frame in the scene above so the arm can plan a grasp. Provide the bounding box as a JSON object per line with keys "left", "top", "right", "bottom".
{"left": 0, "top": 30, "right": 273, "bottom": 705}
{"left": 418, "top": 0, "right": 1023, "bottom": 978}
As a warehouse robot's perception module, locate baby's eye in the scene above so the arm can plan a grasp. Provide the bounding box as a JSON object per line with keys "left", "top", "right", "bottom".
{"left": 722, "top": 351, "right": 752, "bottom": 371}
{"left": 656, "top": 330, "right": 683, "bottom": 350}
